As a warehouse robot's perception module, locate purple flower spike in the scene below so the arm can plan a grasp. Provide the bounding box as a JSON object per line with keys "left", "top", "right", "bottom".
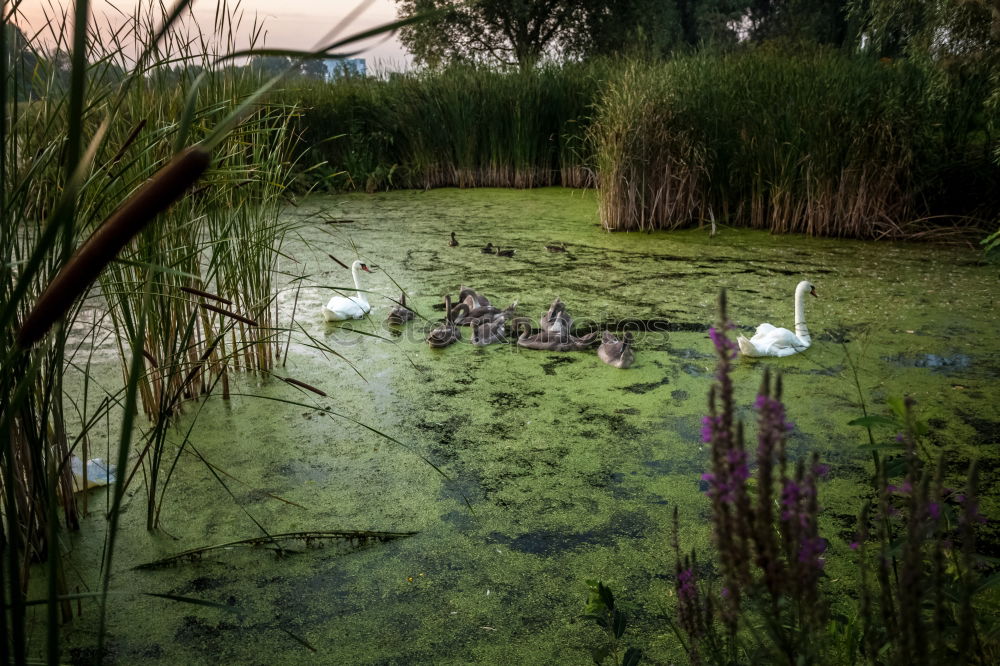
{"left": 928, "top": 503, "right": 941, "bottom": 520}
{"left": 849, "top": 541, "right": 860, "bottom": 550}
{"left": 700, "top": 415, "right": 714, "bottom": 443}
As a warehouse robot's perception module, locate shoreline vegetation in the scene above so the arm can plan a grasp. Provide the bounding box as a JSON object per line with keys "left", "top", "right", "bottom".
{"left": 286, "top": 48, "right": 998, "bottom": 240}
{"left": 2, "top": 0, "right": 998, "bottom": 663}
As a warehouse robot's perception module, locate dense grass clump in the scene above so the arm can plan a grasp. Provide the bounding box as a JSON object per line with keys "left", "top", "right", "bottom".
{"left": 591, "top": 47, "right": 997, "bottom": 238}
{"left": 287, "top": 62, "right": 610, "bottom": 191}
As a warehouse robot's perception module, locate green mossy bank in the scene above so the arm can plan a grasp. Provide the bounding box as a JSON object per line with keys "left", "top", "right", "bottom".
{"left": 40, "top": 189, "right": 999, "bottom": 664}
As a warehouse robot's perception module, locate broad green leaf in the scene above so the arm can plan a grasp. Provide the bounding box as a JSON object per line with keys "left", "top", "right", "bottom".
{"left": 622, "top": 647, "right": 643, "bottom": 666}
{"left": 848, "top": 415, "right": 897, "bottom": 428}
{"left": 613, "top": 609, "right": 627, "bottom": 640}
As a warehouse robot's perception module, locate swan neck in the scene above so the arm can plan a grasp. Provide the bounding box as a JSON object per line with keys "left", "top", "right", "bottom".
{"left": 794, "top": 285, "right": 810, "bottom": 341}
{"left": 351, "top": 263, "right": 366, "bottom": 302}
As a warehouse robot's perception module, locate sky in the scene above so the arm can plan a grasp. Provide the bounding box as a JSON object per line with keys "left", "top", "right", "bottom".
{"left": 14, "top": 0, "right": 412, "bottom": 69}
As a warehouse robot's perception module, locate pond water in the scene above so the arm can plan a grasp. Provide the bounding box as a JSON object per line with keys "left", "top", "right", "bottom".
{"left": 38, "top": 188, "right": 999, "bottom": 664}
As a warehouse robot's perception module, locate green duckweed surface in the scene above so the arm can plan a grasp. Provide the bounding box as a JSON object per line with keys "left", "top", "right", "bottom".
{"left": 38, "top": 188, "right": 999, "bottom": 664}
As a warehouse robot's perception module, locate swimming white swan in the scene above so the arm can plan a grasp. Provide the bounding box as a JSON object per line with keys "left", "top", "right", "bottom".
{"left": 737, "top": 280, "right": 817, "bottom": 357}
{"left": 322, "top": 260, "right": 372, "bottom": 321}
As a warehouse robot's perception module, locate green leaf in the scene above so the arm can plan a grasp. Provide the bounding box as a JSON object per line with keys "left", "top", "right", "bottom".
{"left": 598, "top": 582, "right": 615, "bottom": 611}
{"left": 613, "top": 609, "right": 627, "bottom": 640}
{"left": 584, "top": 580, "right": 610, "bottom": 616}
{"left": 591, "top": 646, "right": 610, "bottom": 664}
{"left": 887, "top": 396, "right": 906, "bottom": 420}
{"left": 975, "top": 571, "right": 1000, "bottom": 593}
{"left": 622, "top": 647, "right": 643, "bottom": 666}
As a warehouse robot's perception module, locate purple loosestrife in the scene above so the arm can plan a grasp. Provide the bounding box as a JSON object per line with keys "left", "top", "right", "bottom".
{"left": 853, "top": 398, "right": 995, "bottom": 662}
{"left": 678, "top": 290, "right": 835, "bottom": 661}
{"left": 702, "top": 291, "right": 752, "bottom": 626}
{"left": 753, "top": 370, "right": 788, "bottom": 603}
{"left": 672, "top": 507, "right": 707, "bottom": 664}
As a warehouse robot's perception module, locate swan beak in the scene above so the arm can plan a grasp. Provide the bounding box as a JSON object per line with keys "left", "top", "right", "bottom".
{"left": 361, "top": 264, "right": 373, "bottom": 273}
{"left": 810, "top": 287, "right": 818, "bottom": 298}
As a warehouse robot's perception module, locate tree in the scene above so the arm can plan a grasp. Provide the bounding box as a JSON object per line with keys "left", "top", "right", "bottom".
{"left": 4, "top": 23, "right": 40, "bottom": 101}
{"left": 396, "top": 1, "right": 749, "bottom": 66}
{"left": 563, "top": 0, "right": 746, "bottom": 57}
{"left": 396, "top": 0, "right": 583, "bottom": 67}
{"left": 746, "top": 0, "right": 853, "bottom": 47}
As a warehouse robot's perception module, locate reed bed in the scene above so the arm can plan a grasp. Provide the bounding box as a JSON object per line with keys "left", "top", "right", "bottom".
{"left": 591, "top": 48, "right": 996, "bottom": 238}
{"left": 286, "top": 49, "right": 995, "bottom": 239}
{"left": 1, "top": 1, "right": 303, "bottom": 660}
{"left": 287, "top": 61, "right": 610, "bottom": 191}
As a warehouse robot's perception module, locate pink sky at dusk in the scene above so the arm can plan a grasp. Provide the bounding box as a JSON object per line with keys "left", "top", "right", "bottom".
{"left": 14, "top": 0, "right": 413, "bottom": 69}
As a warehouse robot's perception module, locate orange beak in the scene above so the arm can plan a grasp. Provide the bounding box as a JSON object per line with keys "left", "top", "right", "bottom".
{"left": 810, "top": 287, "right": 818, "bottom": 298}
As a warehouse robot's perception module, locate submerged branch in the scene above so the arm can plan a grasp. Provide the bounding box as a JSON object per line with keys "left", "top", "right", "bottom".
{"left": 134, "top": 530, "right": 418, "bottom": 569}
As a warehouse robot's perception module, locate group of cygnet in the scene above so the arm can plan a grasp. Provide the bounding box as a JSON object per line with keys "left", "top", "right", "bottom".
{"left": 387, "top": 287, "right": 634, "bottom": 369}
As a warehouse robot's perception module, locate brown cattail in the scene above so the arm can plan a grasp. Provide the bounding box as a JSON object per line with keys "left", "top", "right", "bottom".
{"left": 141, "top": 348, "right": 158, "bottom": 368}
{"left": 327, "top": 254, "right": 350, "bottom": 270}
{"left": 108, "top": 119, "right": 147, "bottom": 165}
{"left": 179, "top": 285, "right": 232, "bottom": 305}
{"left": 199, "top": 302, "right": 258, "bottom": 327}
{"left": 281, "top": 377, "right": 327, "bottom": 397}
{"left": 17, "top": 146, "right": 211, "bottom": 348}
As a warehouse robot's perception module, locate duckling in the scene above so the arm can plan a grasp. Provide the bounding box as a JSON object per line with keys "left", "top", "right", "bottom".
{"left": 545, "top": 243, "right": 567, "bottom": 253}
{"left": 456, "top": 300, "right": 518, "bottom": 327}
{"left": 495, "top": 248, "right": 516, "bottom": 257}
{"left": 427, "top": 295, "right": 469, "bottom": 348}
{"left": 481, "top": 243, "right": 496, "bottom": 254}
{"left": 448, "top": 231, "right": 459, "bottom": 247}
{"left": 458, "top": 287, "right": 491, "bottom": 310}
{"left": 385, "top": 292, "right": 415, "bottom": 326}
{"left": 597, "top": 332, "right": 635, "bottom": 369}
{"left": 509, "top": 318, "right": 599, "bottom": 352}
{"left": 471, "top": 316, "right": 507, "bottom": 346}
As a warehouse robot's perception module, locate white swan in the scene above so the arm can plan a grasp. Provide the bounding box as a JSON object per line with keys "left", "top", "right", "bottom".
{"left": 737, "top": 280, "right": 817, "bottom": 357}
{"left": 322, "top": 260, "right": 372, "bottom": 321}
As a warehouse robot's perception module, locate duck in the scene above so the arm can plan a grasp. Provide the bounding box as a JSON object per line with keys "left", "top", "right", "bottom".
{"left": 448, "top": 232, "right": 459, "bottom": 247}
{"left": 496, "top": 248, "right": 516, "bottom": 257}
{"left": 481, "top": 243, "right": 495, "bottom": 254}
{"left": 598, "top": 332, "right": 635, "bottom": 369}
{"left": 386, "top": 292, "right": 415, "bottom": 325}
{"left": 539, "top": 297, "right": 572, "bottom": 339}
{"left": 322, "top": 260, "right": 372, "bottom": 321}
{"left": 509, "top": 317, "right": 599, "bottom": 352}
{"left": 737, "top": 280, "right": 817, "bottom": 357}
{"left": 545, "top": 243, "right": 567, "bottom": 253}
{"left": 427, "top": 295, "right": 469, "bottom": 348}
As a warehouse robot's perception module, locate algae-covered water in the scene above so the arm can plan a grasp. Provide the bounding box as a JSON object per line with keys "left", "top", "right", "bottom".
{"left": 38, "top": 188, "right": 999, "bottom": 664}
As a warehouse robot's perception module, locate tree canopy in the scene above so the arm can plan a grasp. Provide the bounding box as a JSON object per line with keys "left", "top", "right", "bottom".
{"left": 395, "top": 1, "right": 755, "bottom": 66}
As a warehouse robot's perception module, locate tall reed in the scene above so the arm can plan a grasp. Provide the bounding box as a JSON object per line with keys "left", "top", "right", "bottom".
{"left": 592, "top": 48, "right": 957, "bottom": 237}
{"left": 0, "top": 0, "right": 319, "bottom": 661}
{"left": 286, "top": 60, "right": 611, "bottom": 191}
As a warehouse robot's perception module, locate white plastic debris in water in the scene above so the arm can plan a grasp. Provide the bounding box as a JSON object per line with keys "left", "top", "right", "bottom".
{"left": 70, "top": 456, "right": 116, "bottom": 492}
